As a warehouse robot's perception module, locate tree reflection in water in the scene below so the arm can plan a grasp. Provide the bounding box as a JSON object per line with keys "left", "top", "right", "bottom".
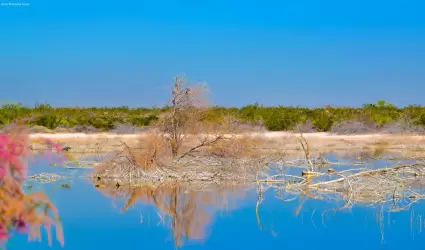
{"left": 96, "top": 183, "right": 249, "bottom": 246}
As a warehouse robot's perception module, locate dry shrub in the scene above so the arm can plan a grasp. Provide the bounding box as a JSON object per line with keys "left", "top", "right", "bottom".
{"left": 95, "top": 75, "right": 277, "bottom": 182}
{"left": 53, "top": 126, "right": 71, "bottom": 133}
{"left": 109, "top": 124, "right": 137, "bottom": 134}
{"left": 92, "top": 133, "right": 170, "bottom": 180}
{"left": 71, "top": 125, "right": 99, "bottom": 133}
{"left": 380, "top": 120, "right": 425, "bottom": 134}
{"left": 206, "top": 136, "right": 263, "bottom": 158}
{"left": 28, "top": 125, "right": 53, "bottom": 134}
{"left": 129, "top": 134, "right": 169, "bottom": 169}
{"left": 210, "top": 117, "right": 264, "bottom": 133}
{"left": 295, "top": 120, "right": 316, "bottom": 133}
{"left": 237, "top": 123, "right": 265, "bottom": 133}
{"left": 173, "top": 114, "right": 247, "bottom": 160}
{"left": 330, "top": 120, "right": 377, "bottom": 135}
{"left": 332, "top": 118, "right": 425, "bottom": 135}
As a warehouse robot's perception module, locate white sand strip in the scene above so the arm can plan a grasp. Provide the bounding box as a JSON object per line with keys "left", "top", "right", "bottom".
{"left": 28, "top": 132, "right": 425, "bottom": 141}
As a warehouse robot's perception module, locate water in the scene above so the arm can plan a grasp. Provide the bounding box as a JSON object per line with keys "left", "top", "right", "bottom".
{"left": 7, "top": 156, "right": 425, "bottom": 250}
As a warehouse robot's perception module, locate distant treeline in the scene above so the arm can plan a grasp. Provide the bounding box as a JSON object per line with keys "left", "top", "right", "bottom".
{"left": 1, "top": 100, "right": 425, "bottom": 133}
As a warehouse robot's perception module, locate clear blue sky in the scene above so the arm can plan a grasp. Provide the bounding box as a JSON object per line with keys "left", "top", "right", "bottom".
{"left": 0, "top": 0, "right": 423, "bottom": 108}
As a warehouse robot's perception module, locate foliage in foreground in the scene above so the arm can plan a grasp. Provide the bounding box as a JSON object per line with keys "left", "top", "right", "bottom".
{"left": 1, "top": 99, "right": 425, "bottom": 133}
{"left": 0, "top": 123, "right": 65, "bottom": 247}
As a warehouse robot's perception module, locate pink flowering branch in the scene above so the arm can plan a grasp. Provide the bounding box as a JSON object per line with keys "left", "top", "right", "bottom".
{"left": 0, "top": 122, "right": 66, "bottom": 248}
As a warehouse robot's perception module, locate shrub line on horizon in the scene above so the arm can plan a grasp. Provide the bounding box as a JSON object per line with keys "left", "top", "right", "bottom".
{"left": 1, "top": 100, "right": 425, "bottom": 133}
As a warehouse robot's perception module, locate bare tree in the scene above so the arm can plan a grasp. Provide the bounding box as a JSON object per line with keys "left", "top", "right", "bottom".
{"left": 94, "top": 74, "right": 273, "bottom": 182}
{"left": 157, "top": 75, "right": 224, "bottom": 159}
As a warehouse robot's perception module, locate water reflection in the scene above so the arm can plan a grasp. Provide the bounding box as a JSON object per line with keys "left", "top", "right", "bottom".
{"left": 96, "top": 182, "right": 250, "bottom": 246}
{"left": 19, "top": 156, "right": 425, "bottom": 249}
{"left": 93, "top": 177, "right": 425, "bottom": 248}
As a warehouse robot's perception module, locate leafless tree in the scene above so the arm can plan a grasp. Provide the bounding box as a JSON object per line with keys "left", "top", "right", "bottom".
{"left": 94, "top": 75, "right": 277, "bottom": 182}
{"left": 157, "top": 75, "right": 227, "bottom": 159}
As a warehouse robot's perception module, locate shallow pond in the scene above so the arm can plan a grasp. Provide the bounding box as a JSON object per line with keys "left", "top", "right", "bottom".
{"left": 8, "top": 155, "right": 425, "bottom": 250}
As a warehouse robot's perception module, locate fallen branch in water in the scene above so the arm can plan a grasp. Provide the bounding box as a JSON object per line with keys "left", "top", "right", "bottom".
{"left": 257, "top": 162, "right": 425, "bottom": 212}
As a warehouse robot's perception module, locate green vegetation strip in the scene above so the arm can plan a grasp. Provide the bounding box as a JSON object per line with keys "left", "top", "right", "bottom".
{"left": 1, "top": 100, "right": 425, "bottom": 132}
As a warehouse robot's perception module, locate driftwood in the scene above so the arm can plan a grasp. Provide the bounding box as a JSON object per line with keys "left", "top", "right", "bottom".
{"left": 256, "top": 162, "right": 425, "bottom": 212}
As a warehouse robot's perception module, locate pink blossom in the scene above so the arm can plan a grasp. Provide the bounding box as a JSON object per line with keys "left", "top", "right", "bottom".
{"left": 0, "top": 133, "right": 29, "bottom": 180}
{"left": 0, "top": 168, "right": 6, "bottom": 178}
{"left": 0, "top": 125, "right": 65, "bottom": 246}
{"left": 0, "top": 225, "right": 9, "bottom": 242}
{"left": 0, "top": 135, "right": 11, "bottom": 178}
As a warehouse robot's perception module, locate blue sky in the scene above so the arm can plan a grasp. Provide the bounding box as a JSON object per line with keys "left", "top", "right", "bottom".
{"left": 0, "top": 0, "right": 423, "bottom": 107}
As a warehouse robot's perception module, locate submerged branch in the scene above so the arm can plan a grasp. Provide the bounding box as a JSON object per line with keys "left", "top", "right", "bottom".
{"left": 257, "top": 162, "right": 425, "bottom": 212}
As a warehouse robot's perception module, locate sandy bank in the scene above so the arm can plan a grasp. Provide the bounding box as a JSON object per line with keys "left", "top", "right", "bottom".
{"left": 29, "top": 133, "right": 142, "bottom": 140}
{"left": 28, "top": 132, "right": 425, "bottom": 160}
{"left": 29, "top": 131, "right": 425, "bottom": 140}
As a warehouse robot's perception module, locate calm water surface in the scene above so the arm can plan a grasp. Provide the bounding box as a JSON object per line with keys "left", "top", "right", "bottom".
{"left": 8, "top": 156, "right": 425, "bottom": 250}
